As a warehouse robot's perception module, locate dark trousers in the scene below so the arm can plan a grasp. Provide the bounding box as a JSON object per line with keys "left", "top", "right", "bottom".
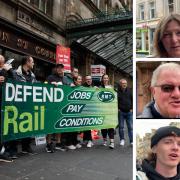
{"left": 101, "top": 128, "right": 114, "bottom": 139}
{"left": 65, "top": 132, "right": 79, "bottom": 146}
{"left": 6, "top": 138, "right": 32, "bottom": 154}
{"left": 21, "top": 138, "right": 32, "bottom": 150}
{"left": 83, "top": 130, "right": 92, "bottom": 141}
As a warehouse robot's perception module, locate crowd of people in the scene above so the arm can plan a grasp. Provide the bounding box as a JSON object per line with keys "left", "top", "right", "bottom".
{"left": 0, "top": 55, "right": 133, "bottom": 162}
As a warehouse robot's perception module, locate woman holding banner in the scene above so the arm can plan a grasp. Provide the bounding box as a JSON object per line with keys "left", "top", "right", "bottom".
{"left": 65, "top": 75, "right": 83, "bottom": 149}
{"left": 100, "top": 74, "right": 115, "bottom": 149}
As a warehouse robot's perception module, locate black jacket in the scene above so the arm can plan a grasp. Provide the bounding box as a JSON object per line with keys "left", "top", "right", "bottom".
{"left": 141, "top": 159, "right": 180, "bottom": 180}
{"left": 47, "top": 73, "right": 70, "bottom": 85}
{"left": 118, "top": 87, "right": 132, "bottom": 112}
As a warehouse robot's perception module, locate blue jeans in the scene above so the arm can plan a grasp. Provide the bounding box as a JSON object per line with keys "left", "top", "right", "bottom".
{"left": 118, "top": 111, "right": 133, "bottom": 143}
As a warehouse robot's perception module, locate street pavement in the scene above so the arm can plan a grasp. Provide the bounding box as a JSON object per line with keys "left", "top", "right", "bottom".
{"left": 0, "top": 130, "right": 133, "bottom": 180}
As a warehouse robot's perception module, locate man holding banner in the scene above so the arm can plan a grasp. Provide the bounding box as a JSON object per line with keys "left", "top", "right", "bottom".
{"left": 82, "top": 75, "right": 94, "bottom": 148}
{"left": 46, "top": 63, "right": 69, "bottom": 153}
{"left": 9, "top": 56, "right": 37, "bottom": 156}
{"left": 1, "top": 67, "right": 118, "bottom": 154}
{"left": 0, "top": 55, "right": 13, "bottom": 162}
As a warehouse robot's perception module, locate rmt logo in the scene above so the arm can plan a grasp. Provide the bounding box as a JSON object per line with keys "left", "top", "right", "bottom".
{"left": 97, "top": 91, "right": 114, "bottom": 103}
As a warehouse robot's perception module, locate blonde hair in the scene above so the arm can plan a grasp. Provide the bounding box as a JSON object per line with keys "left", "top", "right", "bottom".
{"left": 153, "top": 13, "right": 180, "bottom": 57}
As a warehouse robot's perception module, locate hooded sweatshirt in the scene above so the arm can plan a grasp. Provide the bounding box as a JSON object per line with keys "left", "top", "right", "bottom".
{"left": 139, "top": 159, "right": 180, "bottom": 180}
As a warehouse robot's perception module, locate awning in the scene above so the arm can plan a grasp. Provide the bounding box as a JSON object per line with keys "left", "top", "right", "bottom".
{"left": 76, "top": 30, "right": 132, "bottom": 76}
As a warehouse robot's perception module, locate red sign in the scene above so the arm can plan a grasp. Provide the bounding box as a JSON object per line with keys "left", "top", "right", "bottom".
{"left": 56, "top": 45, "right": 71, "bottom": 73}
{"left": 91, "top": 65, "right": 106, "bottom": 77}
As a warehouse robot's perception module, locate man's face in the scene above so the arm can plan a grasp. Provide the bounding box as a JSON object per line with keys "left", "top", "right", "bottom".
{"left": 0, "top": 55, "right": 5, "bottom": 68}
{"left": 85, "top": 76, "right": 92, "bottom": 86}
{"left": 151, "top": 69, "right": 180, "bottom": 118}
{"left": 56, "top": 66, "right": 64, "bottom": 76}
{"left": 153, "top": 136, "right": 180, "bottom": 169}
{"left": 161, "top": 20, "right": 180, "bottom": 58}
{"left": 27, "top": 57, "right": 34, "bottom": 70}
{"left": 120, "top": 80, "right": 127, "bottom": 89}
{"left": 72, "top": 68, "right": 78, "bottom": 78}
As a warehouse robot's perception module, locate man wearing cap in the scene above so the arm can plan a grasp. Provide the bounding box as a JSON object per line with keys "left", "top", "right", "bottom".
{"left": 46, "top": 63, "right": 69, "bottom": 153}
{"left": 137, "top": 126, "right": 180, "bottom": 180}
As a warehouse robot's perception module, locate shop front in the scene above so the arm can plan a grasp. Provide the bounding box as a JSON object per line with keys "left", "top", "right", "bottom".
{"left": 0, "top": 17, "right": 56, "bottom": 82}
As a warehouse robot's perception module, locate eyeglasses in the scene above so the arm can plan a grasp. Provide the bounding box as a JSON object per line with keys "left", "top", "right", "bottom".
{"left": 155, "top": 84, "right": 180, "bottom": 93}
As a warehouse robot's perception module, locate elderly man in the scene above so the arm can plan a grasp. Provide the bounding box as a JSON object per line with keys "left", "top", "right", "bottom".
{"left": 118, "top": 79, "right": 133, "bottom": 146}
{"left": 138, "top": 62, "right": 180, "bottom": 118}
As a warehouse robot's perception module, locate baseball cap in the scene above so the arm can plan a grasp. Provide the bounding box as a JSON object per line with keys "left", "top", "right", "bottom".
{"left": 56, "top": 64, "right": 64, "bottom": 68}
{"left": 151, "top": 126, "right": 180, "bottom": 148}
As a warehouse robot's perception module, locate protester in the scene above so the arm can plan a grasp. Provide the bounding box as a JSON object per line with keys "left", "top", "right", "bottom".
{"left": 100, "top": 74, "right": 115, "bottom": 149}
{"left": 9, "top": 56, "right": 37, "bottom": 156}
{"left": 65, "top": 75, "right": 83, "bottom": 150}
{"left": 66, "top": 67, "right": 79, "bottom": 85}
{"left": 63, "top": 67, "right": 80, "bottom": 150}
{"left": 118, "top": 79, "right": 133, "bottom": 146}
{"left": 46, "top": 64, "right": 69, "bottom": 153}
{"left": 0, "top": 55, "right": 13, "bottom": 162}
{"left": 82, "top": 75, "right": 94, "bottom": 148}
{"left": 153, "top": 13, "right": 180, "bottom": 58}
{"left": 138, "top": 62, "right": 180, "bottom": 118}
{"left": 136, "top": 126, "right": 180, "bottom": 180}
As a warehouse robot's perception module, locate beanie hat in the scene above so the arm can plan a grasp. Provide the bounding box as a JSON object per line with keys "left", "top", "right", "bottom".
{"left": 151, "top": 126, "right": 180, "bottom": 148}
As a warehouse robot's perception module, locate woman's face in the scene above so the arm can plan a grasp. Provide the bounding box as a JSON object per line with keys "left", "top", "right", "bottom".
{"left": 161, "top": 20, "right": 180, "bottom": 57}
{"left": 75, "top": 76, "right": 82, "bottom": 86}
{"left": 102, "top": 75, "right": 109, "bottom": 85}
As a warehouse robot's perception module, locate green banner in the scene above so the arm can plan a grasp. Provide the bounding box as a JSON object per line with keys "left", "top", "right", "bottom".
{"left": 1, "top": 81, "right": 118, "bottom": 142}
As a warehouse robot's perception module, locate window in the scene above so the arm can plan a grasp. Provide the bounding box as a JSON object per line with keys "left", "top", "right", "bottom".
{"left": 139, "top": 4, "right": 145, "bottom": 20}
{"left": 92, "top": 0, "right": 100, "bottom": 8}
{"left": 168, "top": 0, "right": 174, "bottom": 13}
{"left": 149, "top": 2, "right": 155, "bottom": 19}
{"left": 23, "top": 0, "right": 52, "bottom": 16}
{"left": 149, "top": 28, "right": 155, "bottom": 53}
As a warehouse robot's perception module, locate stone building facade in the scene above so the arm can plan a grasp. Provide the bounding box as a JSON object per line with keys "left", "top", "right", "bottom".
{"left": 0, "top": 0, "right": 132, "bottom": 85}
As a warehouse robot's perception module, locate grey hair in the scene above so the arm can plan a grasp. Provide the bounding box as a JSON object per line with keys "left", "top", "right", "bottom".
{"left": 120, "top": 79, "right": 127, "bottom": 83}
{"left": 151, "top": 62, "right": 180, "bottom": 87}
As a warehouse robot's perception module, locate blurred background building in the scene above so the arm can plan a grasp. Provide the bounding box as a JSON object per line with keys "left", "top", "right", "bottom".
{"left": 0, "top": 0, "right": 133, "bottom": 87}
{"left": 136, "top": 0, "right": 180, "bottom": 57}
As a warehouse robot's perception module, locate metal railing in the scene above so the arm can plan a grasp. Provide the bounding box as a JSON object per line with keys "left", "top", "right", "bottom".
{"left": 66, "top": 9, "right": 132, "bottom": 29}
